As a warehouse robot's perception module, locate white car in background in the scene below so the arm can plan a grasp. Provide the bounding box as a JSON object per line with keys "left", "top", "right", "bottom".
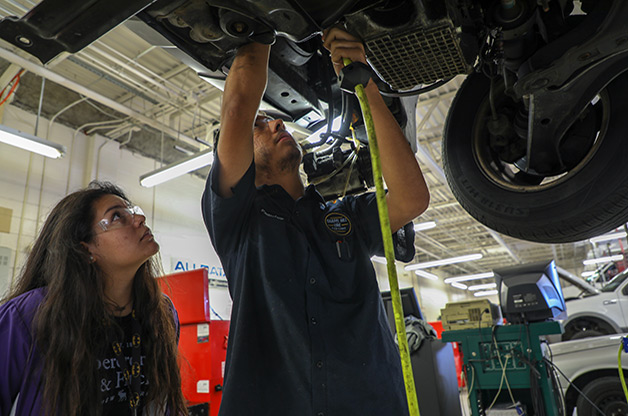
{"left": 557, "top": 267, "right": 628, "bottom": 341}
{"left": 551, "top": 334, "right": 628, "bottom": 415}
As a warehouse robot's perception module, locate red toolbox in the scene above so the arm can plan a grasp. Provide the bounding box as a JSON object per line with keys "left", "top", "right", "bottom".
{"left": 158, "top": 269, "right": 229, "bottom": 416}
{"left": 159, "top": 269, "right": 210, "bottom": 325}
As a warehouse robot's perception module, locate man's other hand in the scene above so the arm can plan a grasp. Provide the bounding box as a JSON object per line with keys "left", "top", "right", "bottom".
{"left": 322, "top": 27, "right": 368, "bottom": 76}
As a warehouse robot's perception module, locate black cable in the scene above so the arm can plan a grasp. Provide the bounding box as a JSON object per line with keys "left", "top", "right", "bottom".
{"left": 476, "top": 376, "right": 487, "bottom": 416}
{"left": 514, "top": 351, "right": 541, "bottom": 379}
{"left": 532, "top": 365, "right": 545, "bottom": 416}
{"left": 524, "top": 323, "right": 545, "bottom": 416}
{"left": 323, "top": 45, "right": 335, "bottom": 140}
{"left": 197, "top": 72, "right": 227, "bottom": 81}
{"left": 379, "top": 77, "right": 454, "bottom": 97}
{"left": 547, "top": 355, "right": 566, "bottom": 416}
{"left": 313, "top": 138, "right": 342, "bottom": 156}
{"left": 480, "top": 308, "right": 490, "bottom": 331}
{"left": 303, "top": 45, "right": 335, "bottom": 151}
{"left": 545, "top": 339, "right": 554, "bottom": 362}
{"left": 524, "top": 322, "right": 533, "bottom": 362}
{"left": 479, "top": 308, "right": 490, "bottom": 344}
{"left": 489, "top": 77, "right": 498, "bottom": 120}
{"left": 336, "top": 92, "right": 354, "bottom": 138}
{"left": 511, "top": 336, "right": 542, "bottom": 416}
{"left": 544, "top": 358, "right": 606, "bottom": 416}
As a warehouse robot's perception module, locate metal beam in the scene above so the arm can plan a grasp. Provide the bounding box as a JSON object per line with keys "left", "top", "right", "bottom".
{"left": 0, "top": 46, "right": 198, "bottom": 147}
{"left": 0, "top": 63, "right": 22, "bottom": 91}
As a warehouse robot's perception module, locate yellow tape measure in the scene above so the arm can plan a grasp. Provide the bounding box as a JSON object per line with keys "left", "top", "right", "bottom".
{"left": 342, "top": 58, "right": 420, "bottom": 416}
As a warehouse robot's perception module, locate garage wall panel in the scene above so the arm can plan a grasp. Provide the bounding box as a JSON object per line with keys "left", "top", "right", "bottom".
{"left": 0, "top": 104, "right": 227, "bottom": 311}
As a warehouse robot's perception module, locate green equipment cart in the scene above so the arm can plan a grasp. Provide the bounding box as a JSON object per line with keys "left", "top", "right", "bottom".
{"left": 442, "top": 321, "right": 563, "bottom": 415}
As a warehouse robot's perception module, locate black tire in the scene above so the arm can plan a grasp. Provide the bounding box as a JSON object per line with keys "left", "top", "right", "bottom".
{"left": 569, "top": 329, "right": 604, "bottom": 340}
{"left": 576, "top": 376, "right": 628, "bottom": 416}
{"left": 562, "top": 317, "right": 615, "bottom": 341}
{"left": 443, "top": 71, "right": 628, "bottom": 243}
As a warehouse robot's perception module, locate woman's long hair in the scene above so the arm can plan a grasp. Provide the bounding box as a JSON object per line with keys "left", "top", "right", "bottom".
{"left": 4, "top": 181, "right": 187, "bottom": 415}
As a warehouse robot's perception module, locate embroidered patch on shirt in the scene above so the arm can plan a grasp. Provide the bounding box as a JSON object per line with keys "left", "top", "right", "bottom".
{"left": 261, "top": 208, "right": 285, "bottom": 221}
{"left": 324, "top": 212, "right": 352, "bottom": 236}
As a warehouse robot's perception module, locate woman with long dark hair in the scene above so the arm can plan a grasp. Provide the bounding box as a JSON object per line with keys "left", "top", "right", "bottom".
{"left": 0, "top": 181, "right": 187, "bottom": 415}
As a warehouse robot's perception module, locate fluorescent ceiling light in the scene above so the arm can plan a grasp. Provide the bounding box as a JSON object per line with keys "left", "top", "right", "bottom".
{"left": 371, "top": 256, "right": 387, "bottom": 265}
{"left": 414, "top": 270, "right": 438, "bottom": 280}
{"left": 468, "top": 283, "right": 497, "bottom": 291}
{"left": 140, "top": 149, "right": 214, "bottom": 187}
{"left": 0, "top": 124, "right": 65, "bottom": 158}
{"left": 581, "top": 271, "right": 596, "bottom": 278}
{"left": 405, "top": 253, "right": 483, "bottom": 270}
{"left": 582, "top": 255, "right": 624, "bottom": 265}
{"left": 305, "top": 116, "right": 342, "bottom": 143}
{"left": 414, "top": 221, "right": 436, "bottom": 232}
{"left": 450, "top": 282, "right": 468, "bottom": 290}
{"left": 444, "top": 272, "right": 495, "bottom": 284}
{"left": 590, "top": 231, "right": 627, "bottom": 244}
{"left": 474, "top": 289, "right": 499, "bottom": 297}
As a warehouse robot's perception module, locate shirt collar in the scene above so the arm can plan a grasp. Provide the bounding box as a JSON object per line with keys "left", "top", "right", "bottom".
{"left": 257, "top": 183, "right": 325, "bottom": 204}
{"left": 304, "top": 184, "right": 325, "bottom": 204}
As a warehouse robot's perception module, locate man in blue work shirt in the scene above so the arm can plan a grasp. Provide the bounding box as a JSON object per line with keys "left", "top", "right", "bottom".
{"left": 202, "top": 27, "right": 430, "bottom": 416}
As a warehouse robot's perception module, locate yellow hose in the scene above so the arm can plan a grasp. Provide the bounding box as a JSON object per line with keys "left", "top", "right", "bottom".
{"left": 618, "top": 343, "right": 628, "bottom": 403}
{"left": 343, "top": 57, "right": 420, "bottom": 416}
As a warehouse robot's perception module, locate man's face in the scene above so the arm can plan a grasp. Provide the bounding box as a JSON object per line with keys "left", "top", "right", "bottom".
{"left": 253, "top": 115, "right": 302, "bottom": 173}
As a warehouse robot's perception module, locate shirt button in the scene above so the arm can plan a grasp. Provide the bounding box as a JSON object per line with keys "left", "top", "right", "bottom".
{"left": 311, "top": 317, "right": 317, "bottom": 325}
{"left": 316, "top": 361, "right": 323, "bottom": 368}
{"left": 309, "top": 278, "right": 316, "bottom": 284}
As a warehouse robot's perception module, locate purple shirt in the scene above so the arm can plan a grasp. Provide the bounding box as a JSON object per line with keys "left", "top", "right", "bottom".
{"left": 0, "top": 288, "right": 45, "bottom": 415}
{"left": 0, "top": 288, "right": 180, "bottom": 415}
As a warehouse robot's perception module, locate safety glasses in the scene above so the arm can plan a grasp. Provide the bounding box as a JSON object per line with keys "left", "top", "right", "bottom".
{"left": 96, "top": 205, "right": 145, "bottom": 233}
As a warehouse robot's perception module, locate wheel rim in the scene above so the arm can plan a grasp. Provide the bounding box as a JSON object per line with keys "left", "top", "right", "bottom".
{"left": 471, "top": 82, "right": 611, "bottom": 193}
{"left": 598, "top": 393, "right": 628, "bottom": 415}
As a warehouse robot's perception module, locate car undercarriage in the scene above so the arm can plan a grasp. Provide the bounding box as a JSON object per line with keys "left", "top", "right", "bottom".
{"left": 2, "top": 0, "right": 628, "bottom": 243}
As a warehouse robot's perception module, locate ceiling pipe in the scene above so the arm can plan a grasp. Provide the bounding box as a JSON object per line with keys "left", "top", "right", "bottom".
{"left": 90, "top": 42, "right": 189, "bottom": 98}
{"left": 114, "top": 62, "right": 191, "bottom": 107}
{"left": 66, "top": 119, "right": 128, "bottom": 194}
{"left": 0, "top": 46, "right": 198, "bottom": 148}
{"left": 74, "top": 51, "right": 178, "bottom": 105}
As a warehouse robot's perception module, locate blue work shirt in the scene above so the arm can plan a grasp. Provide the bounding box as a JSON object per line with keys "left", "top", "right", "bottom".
{"left": 202, "top": 158, "right": 414, "bottom": 416}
